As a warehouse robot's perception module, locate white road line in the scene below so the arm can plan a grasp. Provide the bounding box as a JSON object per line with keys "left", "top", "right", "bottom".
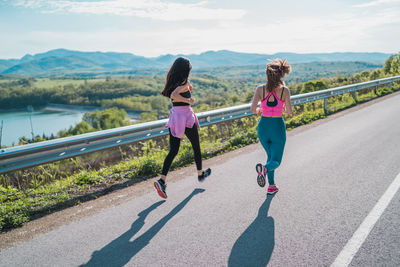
{"left": 331, "top": 172, "right": 400, "bottom": 267}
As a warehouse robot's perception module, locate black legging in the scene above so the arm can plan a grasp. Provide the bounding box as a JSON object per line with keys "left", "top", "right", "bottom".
{"left": 161, "top": 124, "right": 202, "bottom": 175}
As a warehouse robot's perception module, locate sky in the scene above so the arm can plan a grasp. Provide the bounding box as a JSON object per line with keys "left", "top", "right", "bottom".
{"left": 0, "top": 0, "right": 399, "bottom": 59}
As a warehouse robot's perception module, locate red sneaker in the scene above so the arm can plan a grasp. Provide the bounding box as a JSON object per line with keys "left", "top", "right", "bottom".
{"left": 267, "top": 185, "right": 279, "bottom": 195}
{"left": 154, "top": 179, "right": 167, "bottom": 199}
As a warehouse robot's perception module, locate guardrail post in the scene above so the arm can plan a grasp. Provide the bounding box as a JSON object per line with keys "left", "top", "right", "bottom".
{"left": 323, "top": 98, "right": 328, "bottom": 115}
{"left": 352, "top": 91, "right": 357, "bottom": 103}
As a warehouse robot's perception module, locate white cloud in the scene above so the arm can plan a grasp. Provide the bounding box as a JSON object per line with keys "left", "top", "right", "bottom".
{"left": 3, "top": 8, "right": 398, "bottom": 59}
{"left": 1, "top": 1, "right": 399, "bottom": 58}
{"left": 353, "top": 0, "right": 400, "bottom": 8}
{"left": 11, "top": 0, "right": 246, "bottom": 21}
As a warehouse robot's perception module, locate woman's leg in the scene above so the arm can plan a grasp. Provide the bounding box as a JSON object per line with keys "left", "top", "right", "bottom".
{"left": 161, "top": 130, "right": 182, "bottom": 179}
{"left": 258, "top": 123, "right": 274, "bottom": 184}
{"left": 185, "top": 124, "right": 202, "bottom": 174}
{"left": 258, "top": 117, "right": 286, "bottom": 185}
{"left": 185, "top": 124, "right": 211, "bottom": 181}
{"left": 265, "top": 141, "right": 285, "bottom": 185}
{"left": 265, "top": 118, "right": 286, "bottom": 185}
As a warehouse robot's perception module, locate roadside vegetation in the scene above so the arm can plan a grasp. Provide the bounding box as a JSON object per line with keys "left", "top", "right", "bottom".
{"left": 2, "top": 56, "right": 399, "bottom": 145}
{"left": 1, "top": 53, "right": 399, "bottom": 231}
{"left": 0, "top": 61, "right": 388, "bottom": 113}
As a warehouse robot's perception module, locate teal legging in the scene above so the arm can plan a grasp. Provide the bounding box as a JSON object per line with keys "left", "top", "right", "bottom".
{"left": 257, "top": 117, "right": 286, "bottom": 185}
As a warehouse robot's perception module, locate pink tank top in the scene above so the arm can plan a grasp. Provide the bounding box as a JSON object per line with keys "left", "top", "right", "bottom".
{"left": 261, "top": 86, "right": 285, "bottom": 117}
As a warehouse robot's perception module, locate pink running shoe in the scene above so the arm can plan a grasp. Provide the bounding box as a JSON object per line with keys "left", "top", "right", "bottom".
{"left": 267, "top": 185, "right": 279, "bottom": 195}
{"left": 255, "top": 163, "right": 266, "bottom": 187}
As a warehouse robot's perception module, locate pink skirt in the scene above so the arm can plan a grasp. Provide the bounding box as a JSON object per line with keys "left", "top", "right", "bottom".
{"left": 165, "top": 106, "right": 200, "bottom": 138}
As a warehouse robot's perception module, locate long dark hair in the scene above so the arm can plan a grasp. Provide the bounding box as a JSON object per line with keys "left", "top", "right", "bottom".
{"left": 161, "top": 57, "right": 192, "bottom": 98}
{"left": 266, "top": 59, "right": 291, "bottom": 92}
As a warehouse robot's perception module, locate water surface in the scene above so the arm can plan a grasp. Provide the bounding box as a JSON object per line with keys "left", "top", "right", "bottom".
{"left": 0, "top": 109, "right": 84, "bottom": 147}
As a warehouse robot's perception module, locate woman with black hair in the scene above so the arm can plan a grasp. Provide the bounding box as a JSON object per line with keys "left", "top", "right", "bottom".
{"left": 154, "top": 57, "right": 211, "bottom": 199}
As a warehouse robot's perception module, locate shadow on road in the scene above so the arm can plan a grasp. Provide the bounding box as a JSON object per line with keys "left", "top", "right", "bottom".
{"left": 81, "top": 188, "right": 205, "bottom": 267}
{"left": 228, "top": 194, "right": 276, "bottom": 267}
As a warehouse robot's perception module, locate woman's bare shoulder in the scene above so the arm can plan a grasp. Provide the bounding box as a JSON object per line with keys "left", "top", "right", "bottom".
{"left": 177, "top": 82, "right": 192, "bottom": 92}
{"left": 254, "top": 85, "right": 264, "bottom": 98}
{"left": 280, "top": 86, "right": 291, "bottom": 101}
{"left": 283, "top": 86, "right": 291, "bottom": 95}
{"left": 276, "top": 85, "right": 286, "bottom": 95}
{"left": 255, "top": 84, "right": 265, "bottom": 93}
{"left": 173, "top": 85, "right": 187, "bottom": 93}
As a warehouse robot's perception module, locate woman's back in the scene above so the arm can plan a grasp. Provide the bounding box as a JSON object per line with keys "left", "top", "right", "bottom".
{"left": 260, "top": 85, "right": 286, "bottom": 117}
{"left": 172, "top": 89, "right": 191, "bottom": 106}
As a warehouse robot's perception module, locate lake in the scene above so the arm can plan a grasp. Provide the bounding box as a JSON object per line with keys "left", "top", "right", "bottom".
{"left": 0, "top": 103, "right": 143, "bottom": 147}
{"left": 0, "top": 105, "right": 141, "bottom": 147}
{"left": 0, "top": 109, "right": 85, "bottom": 147}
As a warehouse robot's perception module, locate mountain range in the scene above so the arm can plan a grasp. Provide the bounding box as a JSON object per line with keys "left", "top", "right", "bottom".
{"left": 0, "top": 49, "right": 392, "bottom": 77}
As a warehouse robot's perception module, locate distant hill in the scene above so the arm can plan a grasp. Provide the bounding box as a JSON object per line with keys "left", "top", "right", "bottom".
{"left": 0, "top": 59, "right": 19, "bottom": 73}
{"left": 196, "top": 61, "right": 383, "bottom": 84}
{"left": 0, "top": 49, "right": 392, "bottom": 77}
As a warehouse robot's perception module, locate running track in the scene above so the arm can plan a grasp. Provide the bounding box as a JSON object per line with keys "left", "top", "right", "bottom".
{"left": 1, "top": 93, "right": 400, "bottom": 266}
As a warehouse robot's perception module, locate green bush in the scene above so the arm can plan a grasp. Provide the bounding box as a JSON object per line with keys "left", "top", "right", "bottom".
{"left": 0, "top": 200, "right": 31, "bottom": 231}
{"left": 286, "top": 110, "right": 326, "bottom": 130}
{"left": 137, "top": 157, "right": 163, "bottom": 176}
{"left": 0, "top": 185, "right": 23, "bottom": 202}
{"left": 376, "top": 86, "right": 394, "bottom": 96}
{"left": 75, "top": 171, "right": 104, "bottom": 186}
{"left": 228, "top": 128, "right": 258, "bottom": 149}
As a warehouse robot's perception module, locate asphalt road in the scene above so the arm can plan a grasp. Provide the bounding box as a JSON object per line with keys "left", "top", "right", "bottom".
{"left": 1, "top": 93, "right": 399, "bottom": 267}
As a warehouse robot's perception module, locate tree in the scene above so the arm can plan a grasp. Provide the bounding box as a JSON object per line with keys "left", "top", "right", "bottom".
{"left": 383, "top": 55, "right": 394, "bottom": 74}
{"left": 229, "top": 94, "right": 240, "bottom": 104}
{"left": 245, "top": 91, "right": 254, "bottom": 102}
{"left": 360, "top": 70, "right": 370, "bottom": 79}
{"left": 383, "top": 53, "right": 400, "bottom": 75}
{"left": 18, "top": 136, "right": 29, "bottom": 145}
{"left": 300, "top": 81, "right": 315, "bottom": 94}
{"left": 350, "top": 73, "right": 362, "bottom": 83}
{"left": 83, "top": 108, "right": 130, "bottom": 130}
{"left": 70, "top": 121, "right": 94, "bottom": 135}
{"left": 151, "top": 96, "right": 169, "bottom": 115}
{"left": 18, "top": 78, "right": 33, "bottom": 87}
{"left": 369, "top": 69, "right": 383, "bottom": 80}
{"left": 314, "top": 80, "right": 327, "bottom": 91}
{"left": 389, "top": 53, "right": 400, "bottom": 74}
{"left": 140, "top": 111, "right": 158, "bottom": 122}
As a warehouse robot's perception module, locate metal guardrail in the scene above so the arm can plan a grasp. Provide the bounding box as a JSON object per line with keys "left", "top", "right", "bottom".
{"left": 1, "top": 76, "right": 399, "bottom": 174}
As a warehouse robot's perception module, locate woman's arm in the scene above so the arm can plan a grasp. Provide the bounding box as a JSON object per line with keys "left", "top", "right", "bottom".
{"left": 283, "top": 87, "right": 293, "bottom": 116}
{"left": 170, "top": 83, "right": 194, "bottom": 104}
{"left": 250, "top": 86, "right": 262, "bottom": 114}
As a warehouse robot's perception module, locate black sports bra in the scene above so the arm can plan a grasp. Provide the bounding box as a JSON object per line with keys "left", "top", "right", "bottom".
{"left": 172, "top": 90, "right": 191, "bottom": 106}
{"left": 262, "top": 85, "right": 285, "bottom": 107}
